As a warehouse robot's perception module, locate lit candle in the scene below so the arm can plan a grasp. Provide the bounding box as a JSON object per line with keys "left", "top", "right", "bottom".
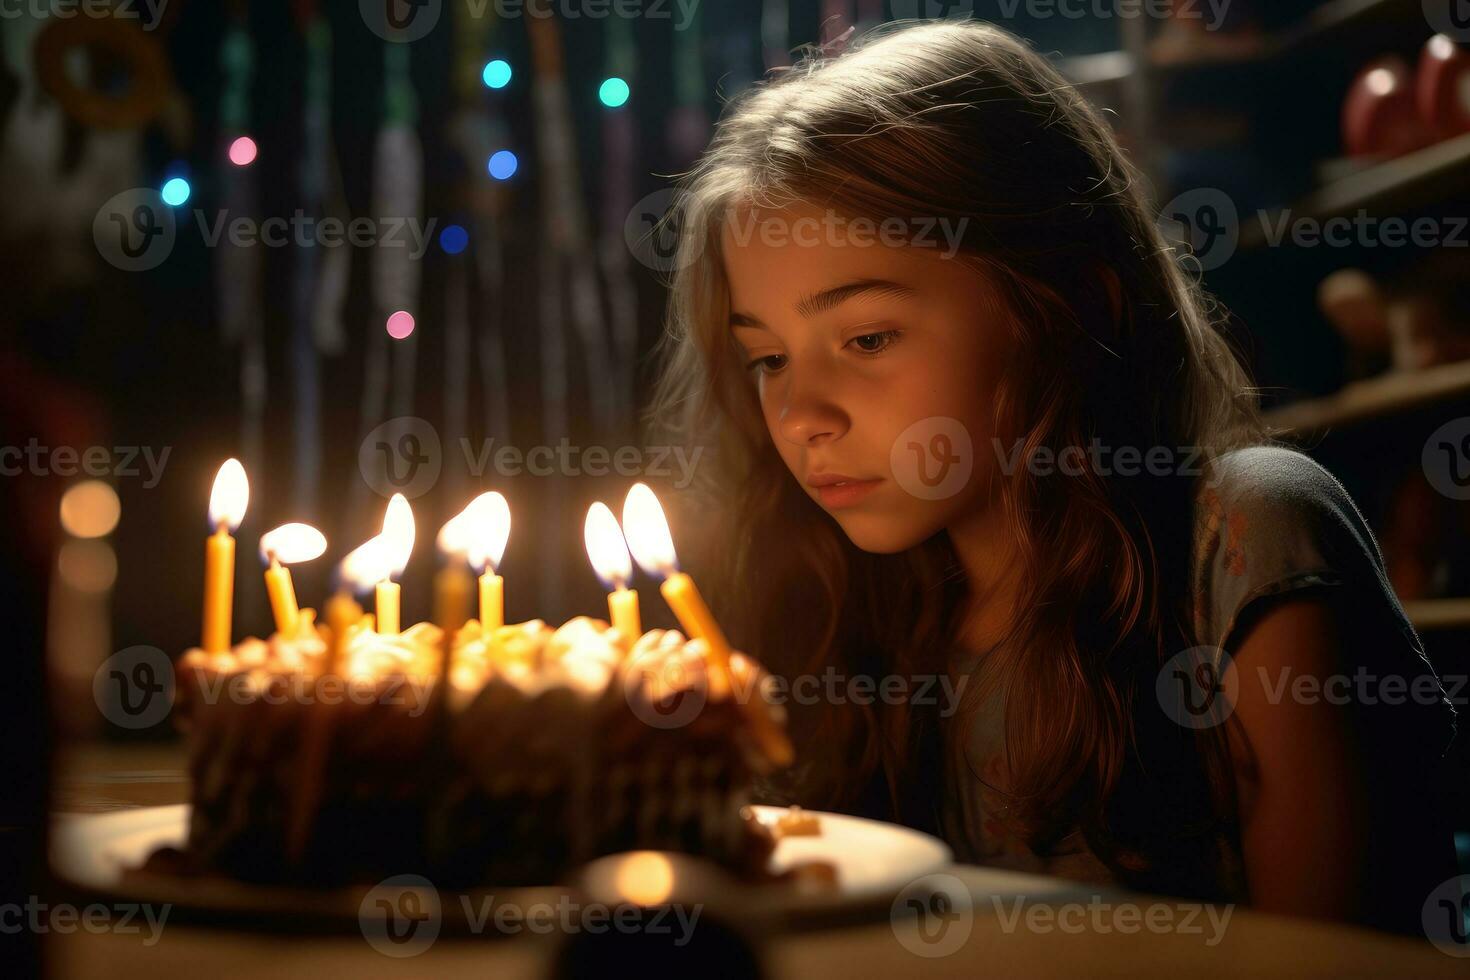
{"left": 435, "top": 497, "right": 490, "bottom": 633}
{"left": 622, "top": 483, "right": 793, "bottom": 767}
{"left": 202, "top": 459, "right": 249, "bottom": 653}
{"left": 584, "top": 501, "right": 641, "bottom": 642}
{"left": 258, "top": 523, "right": 327, "bottom": 635}
{"left": 375, "top": 494, "right": 416, "bottom": 636}
{"left": 468, "top": 492, "right": 512, "bottom": 637}
{"left": 334, "top": 535, "right": 389, "bottom": 664}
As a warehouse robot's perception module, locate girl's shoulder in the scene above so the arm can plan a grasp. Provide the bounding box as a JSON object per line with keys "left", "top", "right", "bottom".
{"left": 1189, "top": 444, "right": 1433, "bottom": 687}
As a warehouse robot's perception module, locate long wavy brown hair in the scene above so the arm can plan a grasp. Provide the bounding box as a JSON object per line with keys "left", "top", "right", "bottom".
{"left": 647, "top": 19, "right": 1266, "bottom": 899}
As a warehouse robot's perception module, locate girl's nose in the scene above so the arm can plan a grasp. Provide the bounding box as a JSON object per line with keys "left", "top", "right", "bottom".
{"left": 776, "top": 379, "right": 849, "bottom": 447}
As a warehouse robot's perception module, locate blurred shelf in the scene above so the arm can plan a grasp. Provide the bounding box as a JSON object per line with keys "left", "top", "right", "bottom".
{"left": 1239, "top": 132, "right": 1470, "bottom": 249}
{"left": 1060, "top": 0, "right": 1425, "bottom": 91}
{"left": 1404, "top": 599, "right": 1470, "bottom": 632}
{"left": 1265, "top": 360, "right": 1470, "bottom": 436}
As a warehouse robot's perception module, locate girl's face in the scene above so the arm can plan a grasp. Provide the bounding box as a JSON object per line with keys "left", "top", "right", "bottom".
{"left": 723, "top": 203, "right": 1013, "bottom": 554}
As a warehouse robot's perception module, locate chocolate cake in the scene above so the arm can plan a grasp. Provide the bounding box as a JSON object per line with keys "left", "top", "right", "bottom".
{"left": 151, "top": 614, "right": 786, "bottom": 887}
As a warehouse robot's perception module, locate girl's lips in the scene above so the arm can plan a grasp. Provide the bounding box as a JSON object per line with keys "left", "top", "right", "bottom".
{"left": 810, "top": 477, "right": 883, "bottom": 509}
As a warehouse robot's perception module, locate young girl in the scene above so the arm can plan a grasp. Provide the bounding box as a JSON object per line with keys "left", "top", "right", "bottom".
{"left": 648, "top": 20, "right": 1460, "bottom": 934}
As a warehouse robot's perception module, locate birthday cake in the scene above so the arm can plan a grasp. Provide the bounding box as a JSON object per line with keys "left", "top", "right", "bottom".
{"left": 147, "top": 613, "right": 788, "bottom": 887}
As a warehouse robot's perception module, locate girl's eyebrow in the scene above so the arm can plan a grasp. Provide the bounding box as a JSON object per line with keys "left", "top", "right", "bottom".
{"left": 729, "top": 278, "right": 917, "bottom": 329}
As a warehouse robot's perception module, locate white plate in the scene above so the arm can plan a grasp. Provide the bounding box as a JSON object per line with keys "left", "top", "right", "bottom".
{"left": 52, "top": 804, "right": 952, "bottom": 930}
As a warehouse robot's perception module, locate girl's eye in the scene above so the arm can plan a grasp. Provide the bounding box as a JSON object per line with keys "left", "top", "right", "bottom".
{"left": 846, "top": 329, "right": 901, "bottom": 355}
{"left": 746, "top": 353, "right": 788, "bottom": 375}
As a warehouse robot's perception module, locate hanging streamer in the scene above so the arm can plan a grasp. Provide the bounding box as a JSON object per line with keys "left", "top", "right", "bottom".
{"left": 354, "top": 40, "right": 425, "bottom": 520}
{"left": 599, "top": 15, "right": 641, "bottom": 443}
{"left": 762, "top": 0, "right": 791, "bottom": 71}
{"left": 290, "top": 2, "right": 330, "bottom": 517}
{"left": 528, "top": 10, "right": 622, "bottom": 616}
{"left": 668, "top": 1, "right": 710, "bottom": 165}
{"left": 215, "top": 8, "right": 267, "bottom": 509}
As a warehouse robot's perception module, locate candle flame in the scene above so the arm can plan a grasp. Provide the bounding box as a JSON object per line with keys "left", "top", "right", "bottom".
{"left": 339, "top": 536, "right": 391, "bottom": 593}
{"left": 621, "top": 483, "right": 678, "bottom": 578}
{"left": 208, "top": 459, "right": 249, "bottom": 531}
{"left": 258, "top": 523, "right": 327, "bottom": 565}
{"left": 584, "top": 501, "right": 633, "bottom": 589}
{"left": 467, "top": 491, "right": 511, "bottom": 574}
{"left": 380, "top": 493, "right": 416, "bottom": 578}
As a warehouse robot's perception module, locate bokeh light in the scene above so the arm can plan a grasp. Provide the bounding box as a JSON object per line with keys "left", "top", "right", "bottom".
{"left": 599, "top": 77, "right": 630, "bottom": 108}
{"left": 488, "top": 150, "right": 518, "bottom": 180}
{"left": 386, "top": 310, "right": 416, "bottom": 340}
{"left": 60, "top": 480, "right": 121, "bottom": 539}
{"left": 482, "top": 59, "right": 512, "bottom": 89}
{"left": 58, "top": 539, "right": 118, "bottom": 593}
{"left": 439, "top": 224, "right": 469, "bottom": 254}
{"left": 161, "top": 177, "right": 191, "bottom": 207}
{"left": 228, "top": 136, "right": 258, "bottom": 167}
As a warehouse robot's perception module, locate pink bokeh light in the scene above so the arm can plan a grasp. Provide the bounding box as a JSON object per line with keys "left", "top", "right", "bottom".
{"left": 386, "top": 311, "right": 416, "bottom": 340}
{"left": 228, "top": 136, "right": 258, "bottom": 167}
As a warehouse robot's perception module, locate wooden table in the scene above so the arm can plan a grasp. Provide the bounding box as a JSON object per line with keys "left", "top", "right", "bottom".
{"left": 46, "top": 742, "right": 1465, "bottom": 978}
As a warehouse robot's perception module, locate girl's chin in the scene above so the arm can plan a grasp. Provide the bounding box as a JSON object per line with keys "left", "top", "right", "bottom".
{"left": 828, "top": 511, "right": 938, "bottom": 555}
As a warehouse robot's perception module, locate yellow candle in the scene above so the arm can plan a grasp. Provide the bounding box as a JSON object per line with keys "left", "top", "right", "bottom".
{"left": 264, "top": 558, "right": 301, "bottom": 635}
{"left": 479, "top": 572, "right": 503, "bottom": 636}
{"left": 202, "top": 526, "right": 235, "bottom": 653}
{"left": 376, "top": 580, "right": 401, "bottom": 636}
{"left": 659, "top": 572, "right": 732, "bottom": 698}
{"left": 324, "top": 590, "right": 362, "bottom": 673}
{"left": 201, "top": 459, "right": 249, "bottom": 653}
{"left": 608, "top": 585, "right": 641, "bottom": 642}
{"left": 661, "top": 570, "right": 794, "bottom": 768}
{"left": 435, "top": 562, "right": 472, "bottom": 633}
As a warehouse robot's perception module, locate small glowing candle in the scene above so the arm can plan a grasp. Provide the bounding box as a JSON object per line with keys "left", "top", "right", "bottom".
{"left": 336, "top": 535, "right": 389, "bottom": 660}
{"left": 324, "top": 588, "right": 363, "bottom": 673}
{"left": 622, "top": 483, "right": 793, "bottom": 766}
{"left": 258, "top": 523, "right": 327, "bottom": 635}
{"left": 374, "top": 494, "right": 416, "bottom": 636}
{"left": 435, "top": 498, "right": 488, "bottom": 633}
{"left": 584, "top": 501, "right": 641, "bottom": 642}
{"left": 468, "top": 492, "right": 512, "bottom": 637}
{"left": 202, "top": 459, "right": 249, "bottom": 653}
